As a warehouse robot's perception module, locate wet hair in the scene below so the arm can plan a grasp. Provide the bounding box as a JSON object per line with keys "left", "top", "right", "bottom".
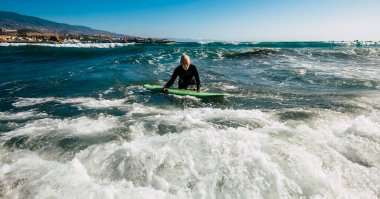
{"left": 180, "top": 53, "right": 190, "bottom": 63}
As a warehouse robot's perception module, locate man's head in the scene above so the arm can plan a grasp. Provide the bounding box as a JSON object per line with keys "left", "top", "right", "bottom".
{"left": 180, "top": 53, "right": 190, "bottom": 70}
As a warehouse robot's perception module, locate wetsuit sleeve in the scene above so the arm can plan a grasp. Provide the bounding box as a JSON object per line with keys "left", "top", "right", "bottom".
{"left": 194, "top": 66, "right": 201, "bottom": 91}
{"left": 164, "top": 68, "right": 178, "bottom": 88}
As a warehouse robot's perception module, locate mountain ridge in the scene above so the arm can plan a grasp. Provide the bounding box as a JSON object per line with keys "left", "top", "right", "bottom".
{"left": 0, "top": 10, "right": 126, "bottom": 37}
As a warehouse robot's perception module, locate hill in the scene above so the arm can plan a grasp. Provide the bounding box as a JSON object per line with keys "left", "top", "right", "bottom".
{"left": 0, "top": 10, "right": 125, "bottom": 37}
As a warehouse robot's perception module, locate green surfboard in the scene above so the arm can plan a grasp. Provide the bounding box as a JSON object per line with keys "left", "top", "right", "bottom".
{"left": 143, "top": 84, "right": 229, "bottom": 98}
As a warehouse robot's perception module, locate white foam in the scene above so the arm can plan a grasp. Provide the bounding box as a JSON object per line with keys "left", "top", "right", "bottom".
{"left": 0, "top": 163, "right": 11, "bottom": 178}
{"left": 217, "top": 83, "right": 237, "bottom": 91}
{"left": 76, "top": 128, "right": 288, "bottom": 198}
{"left": 0, "top": 110, "right": 47, "bottom": 120}
{"left": 336, "top": 92, "right": 380, "bottom": 112}
{"left": 102, "top": 87, "right": 114, "bottom": 95}
{"left": 0, "top": 152, "right": 167, "bottom": 199}
{"left": 345, "top": 113, "right": 380, "bottom": 139}
{"left": 169, "top": 94, "right": 200, "bottom": 101}
{"left": 12, "top": 97, "right": 126, "bottom": 109}
{"left": 198, "top": 41, "right": 214, "bottom": 45}
{"left": 59, "top": 97, "right": 126, "bottom": 109}
{"left": 1, "top": 105, "right": 380, "bottom": 198}
{"left": 329, "top": 40, "right": 380, "bottom": 46}
{"left": 2, "top": 114, "right": 119, "bottom": 137}
{"left": 12, "top": 97, "right": 56, "bottom": 107}
{"left": 126, "top": 103, "right": 172, "bottom": 116}
{"left": 276, "top": 47, "right": 380, "bottom": 85}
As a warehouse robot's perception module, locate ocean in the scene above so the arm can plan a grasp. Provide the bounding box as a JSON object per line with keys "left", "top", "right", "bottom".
{"left": 0, "top": 41, "right": 379, "bottom": 198}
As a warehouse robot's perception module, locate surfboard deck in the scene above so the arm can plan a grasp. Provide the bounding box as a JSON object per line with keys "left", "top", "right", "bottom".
{"left": 143, "top": 84, "right": 229, "bottom": 98}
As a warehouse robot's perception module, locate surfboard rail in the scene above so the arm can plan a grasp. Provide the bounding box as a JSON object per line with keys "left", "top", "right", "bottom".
{"left": 143, "top": 84, "right": 229, "bottom": 98}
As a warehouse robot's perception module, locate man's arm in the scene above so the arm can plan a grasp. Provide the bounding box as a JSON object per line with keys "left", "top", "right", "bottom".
{"left": 164, "top": 67, "right": 178, "bottom": 89}
{"left": 194, "top": 66, "right": 201, "bottom": 91}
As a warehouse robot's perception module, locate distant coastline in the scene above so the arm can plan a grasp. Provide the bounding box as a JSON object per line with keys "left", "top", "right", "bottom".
{"left": 0, "top": 11, "right": 173, "bottom": 44}
{"left": 0, "top": 28, "right": 173, "bottom": 44}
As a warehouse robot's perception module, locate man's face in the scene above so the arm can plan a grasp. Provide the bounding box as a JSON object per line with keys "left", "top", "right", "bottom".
{"left": 181, "top": 59, "right": 190, "bottom": 70}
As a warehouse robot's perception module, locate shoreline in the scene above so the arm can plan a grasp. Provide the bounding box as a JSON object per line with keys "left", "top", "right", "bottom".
{"left": 0, "top": 39, "right": 174, "bottom": 44}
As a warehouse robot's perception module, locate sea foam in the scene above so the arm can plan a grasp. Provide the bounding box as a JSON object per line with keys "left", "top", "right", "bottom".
{"left": 1, "top": 105, "right": 379, "bottom": 198}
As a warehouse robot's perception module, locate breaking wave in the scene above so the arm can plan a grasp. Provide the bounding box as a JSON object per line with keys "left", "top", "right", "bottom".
{"left": 1, "top": 104, "right": 380, "bottom": 198}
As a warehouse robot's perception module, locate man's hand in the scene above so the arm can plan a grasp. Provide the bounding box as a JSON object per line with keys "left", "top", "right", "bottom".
{"left": 163, "top": 87, "right": 168, "bottom": 92}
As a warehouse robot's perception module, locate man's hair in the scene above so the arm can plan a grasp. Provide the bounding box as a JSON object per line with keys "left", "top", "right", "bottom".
{"left": 180, "top": 53, "right": 190, "bottom": 63}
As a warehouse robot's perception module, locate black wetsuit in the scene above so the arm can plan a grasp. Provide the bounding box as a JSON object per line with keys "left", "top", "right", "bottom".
{"left": 164, "top": 64, "right": 200, "bottom": 91}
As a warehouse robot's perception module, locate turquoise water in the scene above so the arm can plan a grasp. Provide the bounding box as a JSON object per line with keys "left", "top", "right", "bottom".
{"left": 0, "top": 41, "right": 380, "bottom": 198}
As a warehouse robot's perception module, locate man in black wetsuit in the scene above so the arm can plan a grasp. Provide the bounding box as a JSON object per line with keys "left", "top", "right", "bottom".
{"left": 163, "top": 54, "right": 200, "bottom": 92}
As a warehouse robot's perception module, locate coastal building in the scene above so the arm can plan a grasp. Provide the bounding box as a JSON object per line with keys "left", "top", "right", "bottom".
{"left": 0, "top": 28, "right": 172, "bottom": 44}
{"left": 0, "top": 35, "right": 13, "bottom": 41}
{"left": 0, "top": 28, "right": 18, "bottom": 34}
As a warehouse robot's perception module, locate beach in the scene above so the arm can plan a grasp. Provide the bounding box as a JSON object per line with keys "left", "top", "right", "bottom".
{"left": 1, "top": 41, "right": 380, "bottom": 198}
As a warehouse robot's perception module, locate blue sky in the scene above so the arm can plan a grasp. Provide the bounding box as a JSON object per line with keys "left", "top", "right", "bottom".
{"left": 1, "top": 0, "right": 379, "bottom": 41}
